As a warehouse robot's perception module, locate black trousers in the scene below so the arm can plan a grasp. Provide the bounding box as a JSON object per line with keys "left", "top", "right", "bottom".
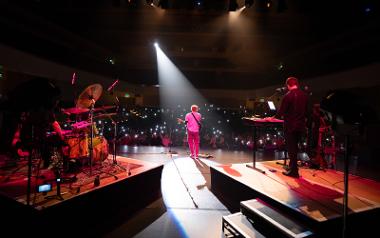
{"left": 285, "top": 130, "right": 303, "bottom": 173}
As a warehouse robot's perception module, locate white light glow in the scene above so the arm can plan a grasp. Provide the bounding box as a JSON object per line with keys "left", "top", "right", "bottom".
{"left": 154, "top": 44, "right": 206, "bottom": 110}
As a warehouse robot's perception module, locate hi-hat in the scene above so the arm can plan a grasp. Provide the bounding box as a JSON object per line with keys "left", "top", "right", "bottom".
{"left": 76, "top": 84, "right": 103, "bottom": 108}
{"left": 62, "top": 107, "right": 89, "bottom": 115}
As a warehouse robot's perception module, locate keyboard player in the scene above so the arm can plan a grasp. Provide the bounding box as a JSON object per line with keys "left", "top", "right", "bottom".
{"left": 267, "top": 77, "right": 309, "bottom": 178}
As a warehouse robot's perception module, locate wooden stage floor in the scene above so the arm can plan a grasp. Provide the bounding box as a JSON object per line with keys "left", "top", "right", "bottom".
{"left": 211, "top": 160, "right": 380, "bottom": 235}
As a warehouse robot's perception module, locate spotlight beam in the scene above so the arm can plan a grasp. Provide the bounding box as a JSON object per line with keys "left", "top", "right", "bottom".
{"left": 154, "top": 44, "right": 205, "bottom": 110}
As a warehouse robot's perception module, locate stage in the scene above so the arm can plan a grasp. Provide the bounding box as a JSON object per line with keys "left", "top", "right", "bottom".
{"left": 0, "top": 155, "right": 163, "bottom": 237}
{"left": 211, "top": 160, "right": 380, "bottom": 237}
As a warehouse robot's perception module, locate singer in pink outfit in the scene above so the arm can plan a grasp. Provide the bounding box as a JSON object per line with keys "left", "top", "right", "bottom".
{"left": 179, "top": 105, "right": 201, "bottom": 159}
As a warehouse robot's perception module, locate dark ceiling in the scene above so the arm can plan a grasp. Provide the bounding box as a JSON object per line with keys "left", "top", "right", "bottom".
{"left": 1, "top": 0, "right": 379, "bottom": 89}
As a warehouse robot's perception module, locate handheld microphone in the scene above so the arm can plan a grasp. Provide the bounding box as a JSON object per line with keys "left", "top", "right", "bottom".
{"left": 107, "top": 79, "right": 119, "bottom": 92}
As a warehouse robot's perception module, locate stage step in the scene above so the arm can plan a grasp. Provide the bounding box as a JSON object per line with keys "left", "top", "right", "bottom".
{"left": 240, "top": 199, "right": 314, "bottom": 238}
{"left": 222, "top": 212, "right": 265, "bottom": 238}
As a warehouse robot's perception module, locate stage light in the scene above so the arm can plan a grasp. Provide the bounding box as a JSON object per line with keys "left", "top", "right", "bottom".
{"left": 154, "top": 42, "right": 159, "bottom": 48}
{"left": 229, "top": 0, "right": 238, "bottom": 11}
{"left": 146, "top": 0, "right": 153, "bottom": 6}
{"left": 245, "top": 0, "right": 254, "bottom": 8}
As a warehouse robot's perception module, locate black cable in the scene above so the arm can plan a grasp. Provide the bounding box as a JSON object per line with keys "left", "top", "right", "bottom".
{"left": 170, "top": 155, "right": 199, "bottom": 209}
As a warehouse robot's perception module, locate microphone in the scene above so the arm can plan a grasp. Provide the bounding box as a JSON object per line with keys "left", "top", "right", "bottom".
{"left": 71, "top": 72, "right": 77, "bottom": 85}
{"left": 107, "top": 79, "right": 119, "bottom": 92}
{"left": 275, "top": 87, "right": 287, "bottom": 93}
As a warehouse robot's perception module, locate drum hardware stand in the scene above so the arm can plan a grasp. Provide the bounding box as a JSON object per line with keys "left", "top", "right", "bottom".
{"left": 88, "top": 98, "right": 95, "bottom": 176}
{"left": 84, "top": 98, "right": 118, "bottom": 180}
{"left": 82, "top": 97, "right": 102, "bottom": 178}
{"left": 74, "top": 84, "right": 119, "bottom": 182}
{"left": 86, "top": 113, "right": 123, "bottom": 181}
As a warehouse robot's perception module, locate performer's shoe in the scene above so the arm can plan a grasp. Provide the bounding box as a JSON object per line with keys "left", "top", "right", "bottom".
{"left": 282, "top": 170, "right": 299, "bottom": 178}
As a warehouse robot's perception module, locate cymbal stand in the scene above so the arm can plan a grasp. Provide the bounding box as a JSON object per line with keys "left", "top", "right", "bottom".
{"left": 84, "top": 98, "right": 117, "bottom": 179}
{"left": 88, "top": 99, "right": 95, "bottom": 176}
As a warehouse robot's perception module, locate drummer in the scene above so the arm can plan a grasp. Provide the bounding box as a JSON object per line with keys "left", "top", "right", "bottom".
{"left": 7, "top": 78, "right": 65, "bottom": 168}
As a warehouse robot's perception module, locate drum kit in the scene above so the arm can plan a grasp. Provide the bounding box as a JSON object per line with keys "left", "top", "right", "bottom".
{"left": 60, "top": 84, "right": 120, "bottom": 176}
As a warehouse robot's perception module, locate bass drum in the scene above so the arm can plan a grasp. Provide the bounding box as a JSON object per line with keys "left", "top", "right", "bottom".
{"left": 64, "top": 135, "right": 108, "bottom": 163}
{"left": 92, "top": 136, "right": 109, "bottom": 163}
{"left": 64, "top": 135, "right": 89, "bottom": 159}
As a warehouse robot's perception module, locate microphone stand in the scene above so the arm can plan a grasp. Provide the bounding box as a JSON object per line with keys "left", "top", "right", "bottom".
{"left": 167, "top": 113, "right": 177, "bottom": 156}
{"left": 109, "top": 89, "right": 130, "bottom": 175}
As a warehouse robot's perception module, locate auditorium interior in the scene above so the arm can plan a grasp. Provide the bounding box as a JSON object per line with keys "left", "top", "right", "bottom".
{"left": 0, "top": 1, "right": 380, "bottom": 237}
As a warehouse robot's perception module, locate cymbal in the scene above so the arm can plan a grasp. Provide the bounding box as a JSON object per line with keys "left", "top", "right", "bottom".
{"left": 94, "top": 105, "right": 116, "bottom": 112}
{"left": 62, "top": 107, "right": 89, "bottom": 114}
{"left": 76, "top": 84, "right": 103, "bottom": 108}
{"left": 93, "top": 113, "right": 117, "bottom": 119}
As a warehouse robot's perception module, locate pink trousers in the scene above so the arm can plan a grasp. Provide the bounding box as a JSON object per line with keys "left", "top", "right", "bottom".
{"left": 187, "top": 130, "right": 200, "bottom": 157}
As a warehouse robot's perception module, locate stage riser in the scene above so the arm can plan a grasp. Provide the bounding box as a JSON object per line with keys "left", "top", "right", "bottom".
{"left": 211, "top": 166, "right": 318, "bottom": 227}
{"left": 211, "top": 166, "right": 380, "bottom": 237}
{"left": 0, "top": 165, "right": 163, "bottom": 237}
{"left": 211, "top": 166, "right": 261, "bottom": 212}
{"left": 240, "top": 199, "right": 314, "bottom": 238}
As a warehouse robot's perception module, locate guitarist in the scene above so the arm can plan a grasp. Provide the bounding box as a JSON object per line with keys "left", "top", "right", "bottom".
{"left": 177, "top": 105, "right": 202, "bottom": 159}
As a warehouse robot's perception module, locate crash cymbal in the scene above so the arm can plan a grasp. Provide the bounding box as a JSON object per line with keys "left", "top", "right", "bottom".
{"left": 94, "top": 105, "right": 116, "bottom": 112}
{"left": 93, "top": 113, "right": 117, "bottom": 119}
{"left": 76, "top": 84, "right": 103, "bottom": 108}
{"left": 62, "top": 107, "right": 89, "bottom": 114}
